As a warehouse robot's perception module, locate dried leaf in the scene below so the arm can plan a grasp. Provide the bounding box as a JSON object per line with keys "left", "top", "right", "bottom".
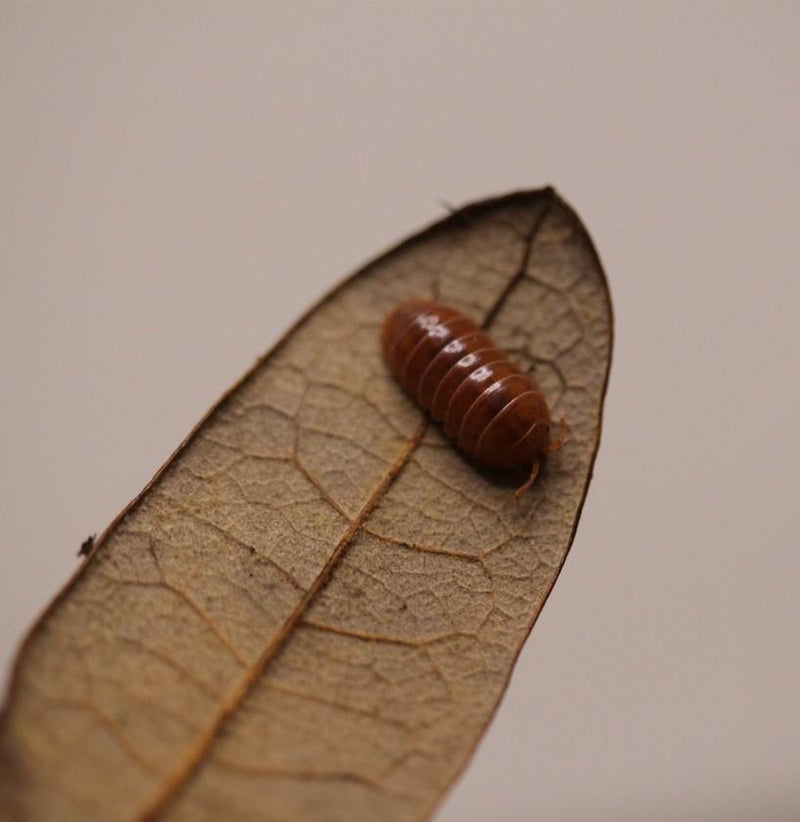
{"left": 0, "top": 188, "right": 612, "bottom": 821}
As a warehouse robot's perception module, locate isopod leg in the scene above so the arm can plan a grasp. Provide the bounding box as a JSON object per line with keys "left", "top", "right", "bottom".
{"left": 514, "top": 460, "right": 540, "bottom": 501}
{"left": 545, "top": 416, "right": 567, "bottom": 453}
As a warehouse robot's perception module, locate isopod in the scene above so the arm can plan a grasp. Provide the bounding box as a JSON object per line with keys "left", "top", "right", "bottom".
{"left": 381, "top": 299, "right": 564, "bottom": 496}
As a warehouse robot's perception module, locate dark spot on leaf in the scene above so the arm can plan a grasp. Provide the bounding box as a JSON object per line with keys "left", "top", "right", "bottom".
{"left": 78, "top": 534, "right": 96, "bottom": 558}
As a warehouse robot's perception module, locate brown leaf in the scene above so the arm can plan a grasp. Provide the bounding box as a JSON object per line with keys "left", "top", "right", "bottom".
{"left": 0, "top": 188, "right": 612, "bottom": 821}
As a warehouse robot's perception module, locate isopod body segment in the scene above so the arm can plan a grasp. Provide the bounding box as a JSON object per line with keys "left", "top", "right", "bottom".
{"left": 381, "top": 300, "right": 559, "bottom": 494}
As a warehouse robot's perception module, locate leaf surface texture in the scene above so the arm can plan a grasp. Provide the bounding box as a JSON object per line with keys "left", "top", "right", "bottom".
{"left": 0, "top": 189, "right": 612, "bottom": 822}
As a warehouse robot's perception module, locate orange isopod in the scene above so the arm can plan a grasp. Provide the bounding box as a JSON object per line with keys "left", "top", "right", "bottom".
{"left": 382, "top": 300, "right": 563, "bottom": 496}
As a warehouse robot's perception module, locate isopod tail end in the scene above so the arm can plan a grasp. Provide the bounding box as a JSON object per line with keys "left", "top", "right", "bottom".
{"left": 515, "top": 460, "right": 540, "bottom": 502}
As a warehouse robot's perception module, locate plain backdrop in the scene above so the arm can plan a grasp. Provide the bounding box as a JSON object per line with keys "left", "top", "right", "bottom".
{"left": 1, "top": 3, "right": 799, "bottom": 820}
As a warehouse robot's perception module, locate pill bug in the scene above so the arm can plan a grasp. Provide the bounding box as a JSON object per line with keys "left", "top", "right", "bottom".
{"left": 381, "top": 299, "right": 564, "bottom": 496}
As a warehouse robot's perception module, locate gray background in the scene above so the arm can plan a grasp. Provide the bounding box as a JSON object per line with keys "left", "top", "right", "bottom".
{"left": 1, "top": 3, "right": 798, "bottom": 820}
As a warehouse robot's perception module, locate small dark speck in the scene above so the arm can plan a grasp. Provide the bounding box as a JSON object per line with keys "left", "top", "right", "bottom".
{"left": 78, "top": 534, "right": 96, "bottom": 557}
{"left": 439, "top": 199, "right": 473, "bottom": 228}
